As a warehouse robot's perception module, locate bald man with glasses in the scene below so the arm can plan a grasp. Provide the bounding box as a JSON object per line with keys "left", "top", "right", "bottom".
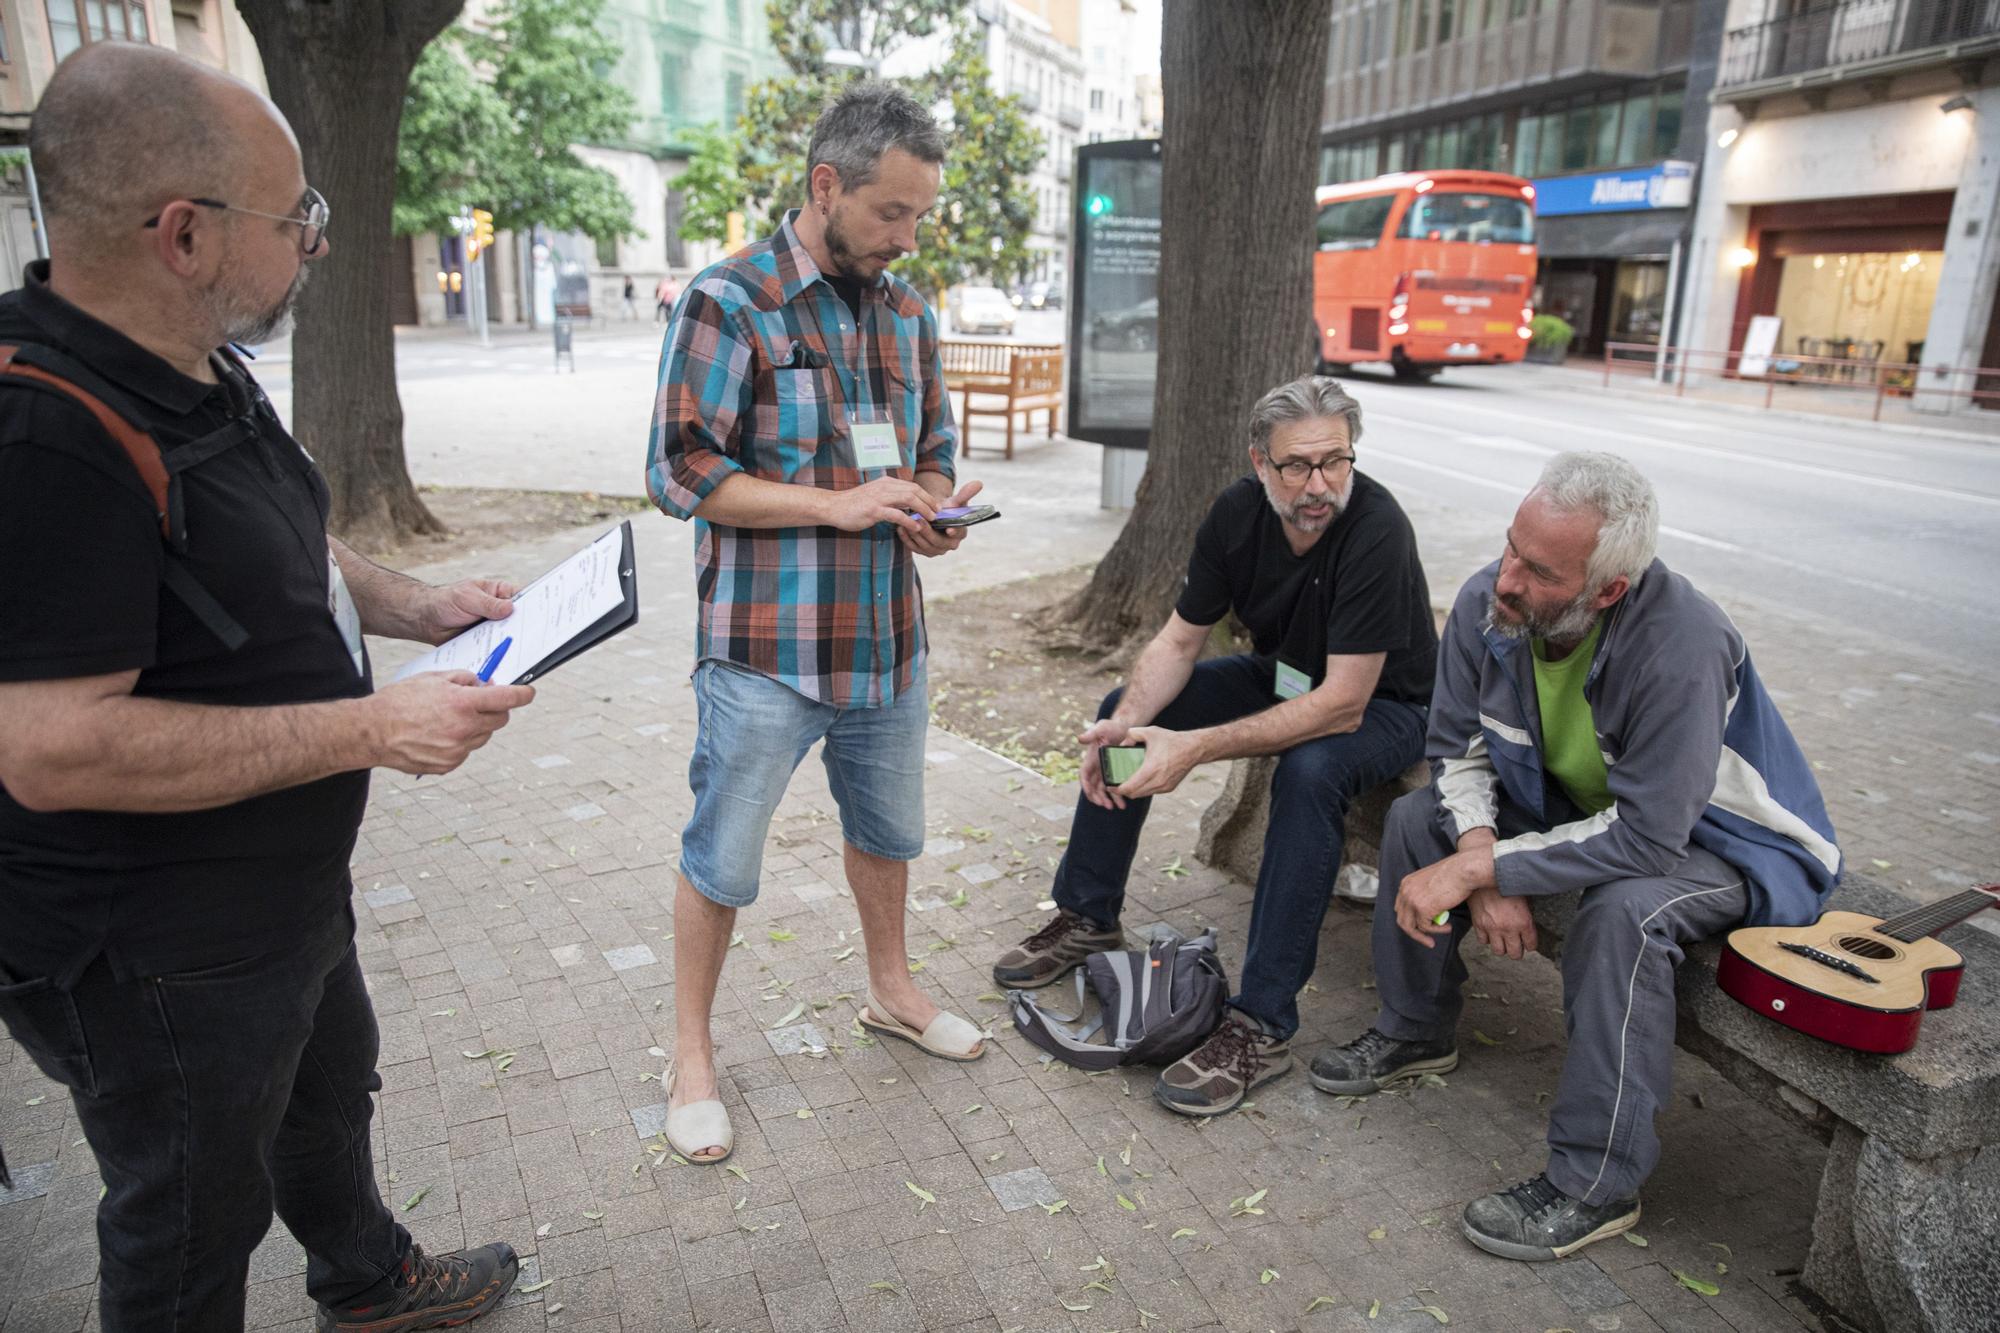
{"left": 993, "top": 374, "right": 1438, "bottom": 1118}
{"left": 0, "top": 44, "right": 529, "bottom": 1332}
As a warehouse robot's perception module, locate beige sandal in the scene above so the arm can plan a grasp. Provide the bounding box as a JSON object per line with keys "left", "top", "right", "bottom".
{"left": 663, "top": 1059, "right": 733, "bottom": 1164}
{"left": 858, "top": 990, "right": 987, "bottom": 1062}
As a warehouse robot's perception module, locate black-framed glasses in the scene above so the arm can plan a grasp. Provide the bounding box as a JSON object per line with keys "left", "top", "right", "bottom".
{"left": 1266, "top": 453, "right": 1356, "bottom": 484}
{"left": 144, "top": 186, "right": 330, "bottom": 256}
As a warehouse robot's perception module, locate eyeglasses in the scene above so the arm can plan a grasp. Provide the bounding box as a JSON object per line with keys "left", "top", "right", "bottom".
{"left": 144, "top": 186, "right": 330, "bottom": 256}
{"left": 1265, "top": 453, "right": 1356, "bottom": 484}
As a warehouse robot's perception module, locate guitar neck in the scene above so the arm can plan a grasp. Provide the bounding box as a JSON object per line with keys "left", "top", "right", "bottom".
{"left": 1878, "top": 884, "right": 2000, "bottom": 942}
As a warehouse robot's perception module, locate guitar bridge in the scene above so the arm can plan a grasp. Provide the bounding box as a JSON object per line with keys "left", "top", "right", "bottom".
{"left": 1779, "top": 941, "right": 1879, "bottom": 983}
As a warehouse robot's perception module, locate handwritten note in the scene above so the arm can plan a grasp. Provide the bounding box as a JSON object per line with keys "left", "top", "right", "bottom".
{"left": 392, "top": 525, "right": 627, "bottom": 686}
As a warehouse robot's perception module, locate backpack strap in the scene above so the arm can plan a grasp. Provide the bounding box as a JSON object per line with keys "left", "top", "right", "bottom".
{"left": 0, "top": 342, "right": 250, "bottom": 652}
{"left": 0, "top": 343, "right": 171, "bottom": 539}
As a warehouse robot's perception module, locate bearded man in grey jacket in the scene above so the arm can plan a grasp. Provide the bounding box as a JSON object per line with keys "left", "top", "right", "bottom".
{"left": 1313, "top": 451, "right": 1839, "bottom": 1263}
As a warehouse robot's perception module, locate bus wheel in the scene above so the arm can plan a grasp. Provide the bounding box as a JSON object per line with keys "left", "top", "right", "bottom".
{"left": 1391, "top": 358, "right": 1439, "bottom": 383}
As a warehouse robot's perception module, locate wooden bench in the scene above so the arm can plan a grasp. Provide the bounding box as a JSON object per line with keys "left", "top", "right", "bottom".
{"left": 1198, "top": 761, "right": 1999, "bottom": 1333}
{"left": 939, "top": 341, "right": 1063, "bottom": 459}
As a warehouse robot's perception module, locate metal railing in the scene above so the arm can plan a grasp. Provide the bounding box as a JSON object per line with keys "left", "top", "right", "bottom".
{"left": 1600, "top": 340, "right": 2000, "bottom": 420}
{"left": 1718, "top": 0, "right": 1998, "bottom": 87}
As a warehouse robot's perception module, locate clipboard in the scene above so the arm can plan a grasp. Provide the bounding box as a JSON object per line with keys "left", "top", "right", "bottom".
{"left": 391, "top": 521, "right": 640, "bottom": 687}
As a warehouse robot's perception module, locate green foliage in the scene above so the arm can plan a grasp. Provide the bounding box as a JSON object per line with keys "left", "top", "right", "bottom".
{"left": 397, "top": 0, "right": 639, "bottom": 241}
{"left": 676, "top": 124, "right": 745, "bottom": 245}
{"left": 688, "top": 0, "right": 1040, "bottom": 294}
{"left": 1529, "top": 313, "right": 1576, "bottom": 352}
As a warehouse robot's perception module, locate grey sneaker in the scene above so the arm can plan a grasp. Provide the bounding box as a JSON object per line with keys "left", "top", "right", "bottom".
{"left": 1153, "top": 1013, "right": 1293, "bottom": 1117}
{"left": 992, "top": 908, "right": 1122, "bottom": 989}
{"left": 1308, "top": 1027, "right": 1458, "bottom": 1095}
{"left": 1462, "top": 1172, "right": 1641, "bottom": 1261}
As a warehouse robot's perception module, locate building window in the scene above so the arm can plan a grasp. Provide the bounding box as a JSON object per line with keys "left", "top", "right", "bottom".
{"left": 45, "top": 0, "right": 149, "bottom": 57}
{"left": 724, "top": 69, "right": 745, "bottom": 123}
{"left": 1437, "top": 0, "right": 1455, "bottom": 42}
{"left": 1089, "top": 88, "right": 1103, "bottom": 111}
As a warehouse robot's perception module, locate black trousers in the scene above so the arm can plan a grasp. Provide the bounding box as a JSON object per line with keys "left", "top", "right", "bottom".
{"left": 0, "top": 902, "right": 409, "bottom": 1330}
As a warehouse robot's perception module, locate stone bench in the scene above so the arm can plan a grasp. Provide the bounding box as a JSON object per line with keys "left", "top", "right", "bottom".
{"left": 1528, "top": 877, "right": 1999, "bottom": 1333}
{"left": 1196, "top": 756, "right": 1997, "bottom": 1332}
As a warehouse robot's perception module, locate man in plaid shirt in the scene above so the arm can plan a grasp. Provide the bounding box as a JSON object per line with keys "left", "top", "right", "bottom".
{"left": 644, "top": 85, "right": 990, "bottom": 1162}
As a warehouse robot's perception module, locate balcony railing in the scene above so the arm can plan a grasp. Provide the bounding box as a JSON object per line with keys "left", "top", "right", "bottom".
{"left": 1718, "top": 0, "right": 1999, "bottom": 88}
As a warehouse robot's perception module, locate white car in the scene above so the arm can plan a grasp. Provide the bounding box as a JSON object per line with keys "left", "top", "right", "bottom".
{"left": 952, "top": 285, "right": 1017, "bottom": 336}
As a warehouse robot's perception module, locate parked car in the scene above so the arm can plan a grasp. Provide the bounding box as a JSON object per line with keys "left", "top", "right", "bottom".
{"left": 1024, "top": 280, "right": 1063, "bottom": 311}
{"left": 952, "top": 285, "right": 1017, "bottom": 335}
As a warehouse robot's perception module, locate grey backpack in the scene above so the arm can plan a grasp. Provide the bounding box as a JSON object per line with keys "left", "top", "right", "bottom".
{"left": 1009, "top": 928, "right": 1228, "bottom": 1070}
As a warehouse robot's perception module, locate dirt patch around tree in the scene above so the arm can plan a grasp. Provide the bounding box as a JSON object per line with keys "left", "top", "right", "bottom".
{"left": 924, "top": 564, "right": 1125, "bottom": 781}
{"left": 353, "top": 486, "right": 654, "bottom": 570}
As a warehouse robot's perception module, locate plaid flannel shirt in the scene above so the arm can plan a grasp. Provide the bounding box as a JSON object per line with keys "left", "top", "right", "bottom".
{"left": 644, "top": 212, "right": 958, "bottom": 707}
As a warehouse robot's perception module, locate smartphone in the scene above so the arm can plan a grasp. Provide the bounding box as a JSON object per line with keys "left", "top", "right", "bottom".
{"left": 931, "top": 504, "right": 1001, "bottom": 529}
{"left": 1099, "top": 744, "right": 1145, "bottom": 787}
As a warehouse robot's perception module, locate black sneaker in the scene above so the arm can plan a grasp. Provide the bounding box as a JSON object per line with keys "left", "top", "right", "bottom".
{"left": 1308, "top": 1027, "right": 1458, "bottom": 1095}
{"left": 992, "top": 908, "right": 1123, "bottom": 988}
{"left": 1462, "top": 1172, "right": 1641, "bottom": 1261}
{"left": 315, "top": 1241, "right": 520, "bottom": 1332}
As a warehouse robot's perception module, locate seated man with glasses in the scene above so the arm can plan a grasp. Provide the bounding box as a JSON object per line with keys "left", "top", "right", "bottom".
{"left": 993, "top": 375, "right": 1437, "bottom": 1115}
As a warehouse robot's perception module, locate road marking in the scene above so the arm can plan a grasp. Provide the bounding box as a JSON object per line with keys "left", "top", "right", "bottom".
{"left": 1360, "top": 451, "right": 2000, "bottom": 622}
{"left": 1371, "top": 401, "right": 2000, "bottom": 508}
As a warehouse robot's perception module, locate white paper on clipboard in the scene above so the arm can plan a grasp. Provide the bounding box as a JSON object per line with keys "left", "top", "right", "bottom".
{"left": 391, "top": 526, "right": 626, "bottom": 686}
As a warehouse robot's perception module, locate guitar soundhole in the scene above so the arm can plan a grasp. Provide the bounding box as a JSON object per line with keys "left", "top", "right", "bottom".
{"left": 1838, "top": 935, "right": 1897, "bottom": 960}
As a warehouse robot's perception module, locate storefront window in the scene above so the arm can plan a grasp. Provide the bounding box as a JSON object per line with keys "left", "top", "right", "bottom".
{"left": 1512, "top": 115, "right": 1539, "bottom": 174}
{"left": 1773, "top": 251, "right": 1944, "bottom": 368}
{"left": 1617, "top": 92, "right": 1655, "bottom": 164}
{"left": 1561, "top": 106, "right": 1594, "bottom": 170}
{"left": 1651, "top": 89, "right": 1683, "bottom": 159}
{"left": 1610, "top": 261, "right": 1668, "bottom": 344}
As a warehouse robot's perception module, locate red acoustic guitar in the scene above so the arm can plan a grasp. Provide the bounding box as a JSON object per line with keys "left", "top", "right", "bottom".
{"left": 1717, "top": 884, "right": 2000, "bottom": 1054}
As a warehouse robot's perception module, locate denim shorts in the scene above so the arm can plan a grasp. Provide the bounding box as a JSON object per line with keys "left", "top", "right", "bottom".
{"left": 680, "top": 659, "right": 929, "bottom": 909}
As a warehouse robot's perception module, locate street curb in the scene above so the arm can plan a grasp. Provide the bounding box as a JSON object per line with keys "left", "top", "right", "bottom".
{"left": 1532, "top": 372, "right": 2000, "bottom": 447}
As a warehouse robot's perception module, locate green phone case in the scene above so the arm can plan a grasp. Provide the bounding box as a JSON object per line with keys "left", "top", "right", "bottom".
{"left": 1101, "top": 745, "right": 1145, "bottom": 786}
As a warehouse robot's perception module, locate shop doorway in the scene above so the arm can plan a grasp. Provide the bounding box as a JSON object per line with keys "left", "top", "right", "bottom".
{"left": 1772, "top": 250, "right": 1942, "bottom": 369}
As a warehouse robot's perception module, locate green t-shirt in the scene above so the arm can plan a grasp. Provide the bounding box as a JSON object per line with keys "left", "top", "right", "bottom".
{"left": 1532, "top": 619, "right": 1612, "bottom": 815}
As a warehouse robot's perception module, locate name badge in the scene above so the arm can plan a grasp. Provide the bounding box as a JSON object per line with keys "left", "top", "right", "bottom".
{"left": 1274, "top": 660, "right": 1311, "bottom": 701}
{"left": 850, "top": 417, "right": 903, "bottom": 471}
{"left": 328, "top": 551, "right": 365, "bottom": 677}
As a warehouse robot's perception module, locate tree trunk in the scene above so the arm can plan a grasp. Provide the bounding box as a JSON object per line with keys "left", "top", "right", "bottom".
{"left": 1037, "top": 0, "right": 1331, "bottom": 660}
{"left": 235, "top": 0, "right": 462, "bottom": 549}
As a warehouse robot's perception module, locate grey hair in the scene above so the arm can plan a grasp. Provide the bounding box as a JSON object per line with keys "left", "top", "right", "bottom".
{"left": 1248, "top": 374, "right": 1365, "bottom": 455}
{"left": 1532, "top": 451, "right": 1660, "bottom": 592}
{"left": 30, "top": 43, "right": 245, "bottom": 257}
{"left": 806, "top": 81, "right": 948, "bottom": 190}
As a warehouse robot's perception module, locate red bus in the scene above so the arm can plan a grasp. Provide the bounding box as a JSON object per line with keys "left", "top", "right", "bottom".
{"left": 1312, "top": 169, "right": 1539, "bottom": 382}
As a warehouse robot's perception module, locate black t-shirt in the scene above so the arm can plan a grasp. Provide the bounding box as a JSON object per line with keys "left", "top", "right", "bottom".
{"left": 1174, "top": 471, "right": 1437, "bottom": 705}
{"left": 0, "top": 263, "right": 372, "bottom": 986}
{"left": 826, "top": 272, "right": 867, "bottom": 324}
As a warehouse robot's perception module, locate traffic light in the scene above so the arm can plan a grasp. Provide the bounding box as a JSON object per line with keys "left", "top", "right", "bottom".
{"left": 468, "top": 208, "right": 494, "bottom": 259}
{"left": 1085, "top": 192, "right": 1113, "bottom": 218}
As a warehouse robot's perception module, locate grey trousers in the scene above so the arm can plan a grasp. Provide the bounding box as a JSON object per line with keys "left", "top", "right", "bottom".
{"left": 1369, "top": 784, "right": 1748, "bottom": 1205}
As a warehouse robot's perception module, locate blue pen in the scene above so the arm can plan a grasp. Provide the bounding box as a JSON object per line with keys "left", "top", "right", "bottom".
{"left": 476, "top": 637, "right": 513, "bottom": 684}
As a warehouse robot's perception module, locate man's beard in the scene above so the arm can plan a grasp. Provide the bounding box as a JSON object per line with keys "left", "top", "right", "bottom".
{"left": 1260, "top": 469, "right": 1354, "bottom": 535}
{"left": 204, "top": 260, "right": 308, "bottom": 347}
{"left": 824, "top": 207, "right": 893, "bottom": 280}
{"left": 1485, "top": 584, "right": 1600, "bottom": 644}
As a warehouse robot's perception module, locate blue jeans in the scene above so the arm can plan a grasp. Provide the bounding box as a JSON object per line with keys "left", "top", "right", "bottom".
{"left": 680, "top": 658, "right": 930, "bottom": 907}
{"left": 0, "top": 902, "right": 408, "bottom": 1330}
{"left": 1052, "top": 654, "right": 1429, "bottom": 1040}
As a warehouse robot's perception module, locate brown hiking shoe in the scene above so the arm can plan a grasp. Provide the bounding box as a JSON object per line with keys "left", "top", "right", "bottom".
{"left": 1153, "top": 1012, "right": 1293, "bottom": 1117}
{"left": 992, "top": 908, "right": 1122, "bottom": 989}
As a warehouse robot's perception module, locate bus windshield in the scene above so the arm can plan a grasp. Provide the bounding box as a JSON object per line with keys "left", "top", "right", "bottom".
{"left": 1398, "top": 192, "right": 1534, "bottom": 244}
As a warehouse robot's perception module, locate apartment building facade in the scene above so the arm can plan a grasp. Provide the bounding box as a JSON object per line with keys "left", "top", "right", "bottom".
{"left": 1319, "top": 0, "right": 1726, "bottom": 353}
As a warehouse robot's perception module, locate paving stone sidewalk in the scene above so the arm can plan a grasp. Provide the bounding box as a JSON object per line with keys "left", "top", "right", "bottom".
{"left": 2, "top": 470, "right": 1844, "bottom": 1333}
